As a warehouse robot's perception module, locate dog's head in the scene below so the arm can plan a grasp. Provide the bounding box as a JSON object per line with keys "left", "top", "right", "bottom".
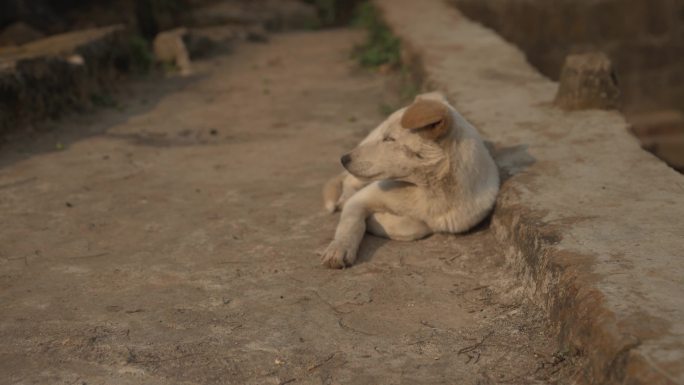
{"left": 341, "top": 92, "right": 453, "bottom": 183}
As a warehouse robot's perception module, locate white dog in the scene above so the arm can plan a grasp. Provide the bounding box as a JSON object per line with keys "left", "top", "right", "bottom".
{"left": 320, "top": 92, "right": 499, "bottom": 269}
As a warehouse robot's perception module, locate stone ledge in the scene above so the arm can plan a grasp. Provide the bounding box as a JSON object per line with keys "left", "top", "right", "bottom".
{"left": 0, "top": 25, "right": 132, "bottom": 134}
{"left": 374, "top": 0, "right": 684, "bottom": 384}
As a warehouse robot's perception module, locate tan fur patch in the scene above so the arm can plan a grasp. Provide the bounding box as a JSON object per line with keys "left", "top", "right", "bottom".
{"left": 400, "top": 100, "right": 451, "bottom": 141}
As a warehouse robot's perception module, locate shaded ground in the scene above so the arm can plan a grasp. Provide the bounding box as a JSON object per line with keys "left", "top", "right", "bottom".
{"left": 0, "top": 30, "right": 573, "bottom": 384}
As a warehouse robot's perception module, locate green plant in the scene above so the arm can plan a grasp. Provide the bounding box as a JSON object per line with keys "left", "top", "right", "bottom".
{"left": 351, "top": 3, "right": 401, "bottom": 68}
{"left": 127, "top": 35, "right": 154, "bottom": 74}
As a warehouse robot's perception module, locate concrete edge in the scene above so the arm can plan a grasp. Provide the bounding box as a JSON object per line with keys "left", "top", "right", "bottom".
{"left": 490, "top": 205, "right": 673, "bottom": 384}
{"left": 373, "top": 1, "right": 683, "bottom": 384}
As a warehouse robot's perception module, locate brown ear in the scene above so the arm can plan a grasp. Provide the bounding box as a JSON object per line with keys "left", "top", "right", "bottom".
{"left": 400, "top": 99, "right": 452, "bottom": 141}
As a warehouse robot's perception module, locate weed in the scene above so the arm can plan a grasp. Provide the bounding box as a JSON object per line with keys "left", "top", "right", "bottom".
{"left": 351, "top": 3, "right": 401, "bottom": 68}
{"left": 127, "top": 36, "right": 154, "bottom": 74}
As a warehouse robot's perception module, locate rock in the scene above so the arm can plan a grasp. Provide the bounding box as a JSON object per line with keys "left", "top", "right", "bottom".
{"left": 153, "top": 28, "right": 192, "bottom": 75}
{"left": 0, "top": 25, "right": 131, "bottom": 133}
{"left": 554, "top": 52, "right": 621, "bottom": 110}
{"left": 0, "top": 21, "right": 45, "bottom": 46}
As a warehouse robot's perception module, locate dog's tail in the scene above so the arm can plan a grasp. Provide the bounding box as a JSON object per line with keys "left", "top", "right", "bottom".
{"left": 322, "top": 172, "right": 345, "bottom": 213}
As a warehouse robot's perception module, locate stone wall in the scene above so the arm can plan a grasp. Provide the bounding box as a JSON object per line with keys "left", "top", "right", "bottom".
{"left": 451, "top": 0, "right": 684, "bottom": 170}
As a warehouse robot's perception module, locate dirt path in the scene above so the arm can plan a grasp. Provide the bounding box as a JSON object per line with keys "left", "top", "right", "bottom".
{"left": 0, "top": 30, "right": 571, "bottom": 384}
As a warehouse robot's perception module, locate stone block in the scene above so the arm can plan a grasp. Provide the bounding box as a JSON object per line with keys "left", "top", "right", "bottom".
{"left": 554, "top": 52, "right": 621, "bottom": 110}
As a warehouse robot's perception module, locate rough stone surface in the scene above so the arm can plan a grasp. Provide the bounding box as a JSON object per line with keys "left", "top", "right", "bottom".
{"left": 554, "top": 52, "right": 621, "bottom": 110}
{"left": 0, "top": 30, "right": 576, "bottom": 384}
{"left": 0, "top": 25, "right": 130, "bottom": 133}
{"left": 374, "top": 0, "right": 684, "bottom": 384}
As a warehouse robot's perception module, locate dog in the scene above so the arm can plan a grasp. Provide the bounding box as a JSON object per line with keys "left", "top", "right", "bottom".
{"left": 320, "top": 92, "right": 499, "bottom": 269}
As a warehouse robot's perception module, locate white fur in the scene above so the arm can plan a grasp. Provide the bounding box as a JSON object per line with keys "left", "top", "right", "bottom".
{"left": 321, "top": 92, "right": 499, "bottom": 269}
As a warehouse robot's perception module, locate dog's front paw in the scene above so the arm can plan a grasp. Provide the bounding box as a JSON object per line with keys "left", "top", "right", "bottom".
{"left": 321, "top": 240, "right": 357, "bottom": 269}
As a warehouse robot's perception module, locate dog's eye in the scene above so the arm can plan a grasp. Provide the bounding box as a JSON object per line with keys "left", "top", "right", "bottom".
{"left": 383, "top": 136, "right": 395, "bottom": 142}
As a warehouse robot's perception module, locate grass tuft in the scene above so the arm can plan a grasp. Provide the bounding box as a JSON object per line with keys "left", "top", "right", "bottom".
{"left": 127, "top": 35, "right": 154, "bottom": 74}
{"left": 351, "top": 3, "right": 401, "bottom": 68}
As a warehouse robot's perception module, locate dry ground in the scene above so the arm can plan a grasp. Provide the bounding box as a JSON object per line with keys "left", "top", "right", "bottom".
{"left": 0, "top": 30, "right": 573, "bottom": 384}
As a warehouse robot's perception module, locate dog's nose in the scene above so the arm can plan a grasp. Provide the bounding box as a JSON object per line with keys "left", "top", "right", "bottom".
{"left": 340, "top": 154, "right": 351, "bottom": 167}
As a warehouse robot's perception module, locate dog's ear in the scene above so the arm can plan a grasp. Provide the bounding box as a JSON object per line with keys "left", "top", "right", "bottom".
{"left": 400, "top": 99, "right": 452, "bottom": 141}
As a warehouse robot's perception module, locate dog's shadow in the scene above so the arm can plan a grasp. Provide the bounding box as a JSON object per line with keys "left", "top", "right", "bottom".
{"left": 485, "top": 141, "right": 536, "bottom": 184}
{"left": 353, "top": 142, "right": 535, "bottom": 266}
{"left": 354, "top": 235, "right": 391, "bottom": 266}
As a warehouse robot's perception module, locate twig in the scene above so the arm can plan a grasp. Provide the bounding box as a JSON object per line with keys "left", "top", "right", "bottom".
{"left": 457, "top": 330, "right": 494, "bottom": 355}
{"left": 307, "top": 353, "right": 335, "bottom": 372}
{"left": 464, "top": 351, "right": 480, "bottom": 364}
{"left": 309, "top": 290, "right": 350, "bottom": 315}
{"left": 473, "top": 352, "right": 481, "bottom": 364}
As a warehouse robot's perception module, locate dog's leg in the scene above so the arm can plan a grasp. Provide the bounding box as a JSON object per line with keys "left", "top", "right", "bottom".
{"left": 366, "top": 213, "right": 431, "bottom": 241}
{"left": 321, "top": 181, "right": 415, "bottom": 268}
{"left": 337, "top": 173, "right": 369, "bottom": 209}
{"left": 321, "top": 172, "right": 369, "bottom": 213}
{"left": 320, "top": 198, "right": 368, "bottom": 268}
{"left": 322, "top": 172, "right": 346, "bottom": 213}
